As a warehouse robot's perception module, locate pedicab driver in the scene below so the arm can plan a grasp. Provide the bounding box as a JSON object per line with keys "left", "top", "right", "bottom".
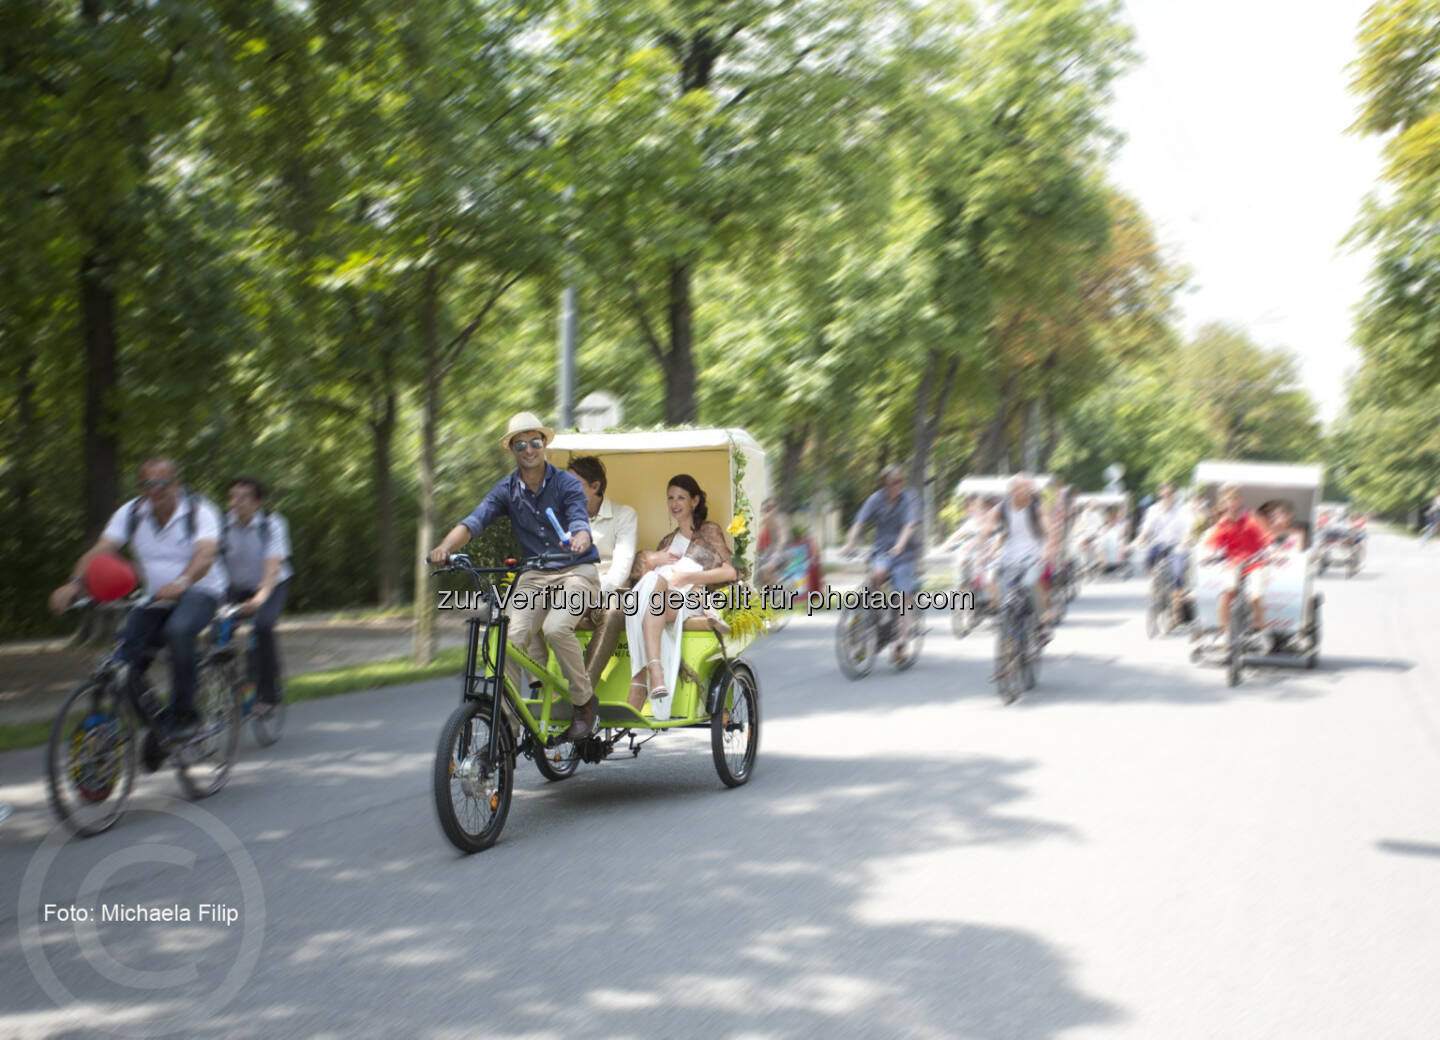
{"left": 427, "top": 413, "right": 602, "bottom": 741}
{"left": 1204, "top": 483, "right": 1270, "bottom": 637}
{"left": 840, "top": 465, "right": 920, "bottom": 661}
{"left": 48, "top": 457, "right": 228, "bottom": 742}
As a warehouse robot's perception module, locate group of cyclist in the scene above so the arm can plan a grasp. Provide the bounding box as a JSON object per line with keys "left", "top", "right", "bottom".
{"left": 46, "top": 458, "right": 292, "bottom": 747}
{"left": 839, "top": 465, "right": 1364, "bottom": 685}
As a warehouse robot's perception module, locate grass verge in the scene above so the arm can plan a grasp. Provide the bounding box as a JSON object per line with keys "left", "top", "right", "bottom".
{"left": 0, "top": 647, "right": 468, "bottom": 755}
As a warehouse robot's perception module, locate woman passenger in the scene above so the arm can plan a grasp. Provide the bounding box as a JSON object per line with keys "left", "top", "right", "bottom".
{"left": 625, "top": 475, "right": 737, "bottom": 716}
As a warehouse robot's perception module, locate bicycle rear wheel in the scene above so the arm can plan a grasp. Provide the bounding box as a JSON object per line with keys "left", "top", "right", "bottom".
{"left": 47, "top": 680, "right": 138, "bottom": 836}
{"left": 175, "top": 659, "right": 243, "bottom": 799}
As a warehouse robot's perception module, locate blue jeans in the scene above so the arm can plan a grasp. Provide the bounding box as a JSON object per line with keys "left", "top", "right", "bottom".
{"left": 870, "top": 552, "right": 919, "bottom": 594}
{"left": 230, "top": 580, "right": 289, "bottom": 704}
{"left": 116, "top": 590, "right": 220, "bottom": 719}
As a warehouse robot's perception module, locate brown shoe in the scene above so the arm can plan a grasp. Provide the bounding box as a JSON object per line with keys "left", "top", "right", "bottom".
{"left": 561, "top": 695, "right": 599, "bottom": 742}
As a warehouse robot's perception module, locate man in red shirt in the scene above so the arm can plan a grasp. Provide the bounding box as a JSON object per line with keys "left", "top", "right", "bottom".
{"left": 1204, "top": 484, "right": 1271, "bottom": 634}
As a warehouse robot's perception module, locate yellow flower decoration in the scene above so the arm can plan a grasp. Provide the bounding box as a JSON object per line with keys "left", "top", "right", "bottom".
{"left": 728, "top": 514, "right": 748, "bottom": 535}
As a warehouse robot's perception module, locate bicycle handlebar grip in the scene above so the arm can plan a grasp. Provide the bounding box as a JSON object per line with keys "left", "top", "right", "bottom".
{"left": 538, "top": 550, "right": 574, "bottom": 566}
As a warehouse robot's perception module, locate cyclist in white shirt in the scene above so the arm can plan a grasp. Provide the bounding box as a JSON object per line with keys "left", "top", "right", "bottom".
{"left": 48, "top": 458, "right": 227, "bottom": 740}
{"left": 221, "top": 477, "right": 293, "bottom": 716}
{"left": 1138, "top": 482, "right": 1191, "bottom": 623}
{"left": 984, "top": 474, "right": 1053, "bottom": 633}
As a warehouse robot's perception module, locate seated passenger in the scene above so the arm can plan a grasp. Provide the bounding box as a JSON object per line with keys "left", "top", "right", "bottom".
{"left": 567, "top": 456, "right": 638, "bottom": 689}
{"left": 626, "top": 475, "right": 737, "bottom": 716}
{"left": 1261, "top": 500, "right": 1304, "bottom": 552}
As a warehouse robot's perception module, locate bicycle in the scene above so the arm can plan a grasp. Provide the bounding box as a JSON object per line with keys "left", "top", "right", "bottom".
{"left": 430, "top": 551, "right": 760, "bottom": 853}
{"left": 46, "top": 599, "right": 245, "bottom": 836}
{"left": 1144, "top": 545, "right": 1183, "bottom": 639}
{"left": 835, "top": 562, "right": 924, "bottom": 679}
{"left": 992, "top": 560, "right": 1043, "bottom": 705}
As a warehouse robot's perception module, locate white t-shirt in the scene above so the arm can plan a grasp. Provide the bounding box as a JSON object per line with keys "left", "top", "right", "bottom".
{"left": 1000, "top": 500, "right": 1043, "bottom": 565}
{"left": 1142, "top": 500, "right": 1191, "bottom": 547}
{"left": 102, "top": 493, "right": 229, "bottom": 599}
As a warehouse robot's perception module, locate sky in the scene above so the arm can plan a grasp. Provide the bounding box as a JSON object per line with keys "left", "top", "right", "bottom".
{"left": 1106, "top": 0, "right": 1386, "bottom": 424}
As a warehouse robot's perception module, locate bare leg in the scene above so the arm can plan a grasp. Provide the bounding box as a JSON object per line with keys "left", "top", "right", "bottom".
{"left": 629, "top": 575, "right": 675, "bottom": 707}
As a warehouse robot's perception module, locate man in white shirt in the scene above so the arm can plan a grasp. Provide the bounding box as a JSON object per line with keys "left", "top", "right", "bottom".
{"left": 48, "top": 458, "right": 227, "bottom": 740}
{"left": 221, "top": 477, "right": 293, "bottom": 714}
{"left": 1139, "top": 482, "right": 1192, "bottom": 622}
{"left": 568, "top": 456, "right": 639, "bottom": 686}
{"left": 983, "top": 474, "right": 1053, "bottom": 630}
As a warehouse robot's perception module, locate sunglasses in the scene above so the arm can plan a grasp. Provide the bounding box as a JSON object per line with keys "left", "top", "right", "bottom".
{"left": 510, "top": 437, "right": 545, "bottom": 453}
{"left": 140, "top": 478, "right": 177, "bottom": 490}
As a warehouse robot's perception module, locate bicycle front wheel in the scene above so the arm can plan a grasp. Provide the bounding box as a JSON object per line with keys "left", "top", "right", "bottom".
{"left": 47, "top": 680, "right": 138, "bottom": 836}
{"left": 433, "top": 698, "right": 514, "bottom": 853}
{"left": 175, "top": 659, "right": 243, "bottom": 800}
{"left": 994, "top": 610, "right": 1021, "bottom": 705}
{"left": 836, "top": 605, "right": 876, "bottom": 680}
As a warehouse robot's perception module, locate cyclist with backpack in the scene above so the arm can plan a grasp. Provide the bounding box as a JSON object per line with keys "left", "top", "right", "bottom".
{"left": 220, "top": 476, "right": 293, "bottom": 717}
{"left": 48, "top": 457, "right": 228, "bottom": 741}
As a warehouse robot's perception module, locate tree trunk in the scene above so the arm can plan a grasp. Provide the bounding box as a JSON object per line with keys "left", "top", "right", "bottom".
{"left": 80, "top": 232, "right": 122, "bottom": 540}
{"left": 13, "top": 349, "right": 37, "bottom": 534}
{"left": 663, "top": 262, "right": 698, "bottom": 424}
{"left": 372, "top": 391, "right": 399, "bottom": 607}
{"left": 412, "top": 269, "right": 441, "bottom": 665}
{"left": 778, "top": 424, "right": 808, "bottom": 513}
{"left": 1039, "top": 390, "right": 1059, "bottom": 472}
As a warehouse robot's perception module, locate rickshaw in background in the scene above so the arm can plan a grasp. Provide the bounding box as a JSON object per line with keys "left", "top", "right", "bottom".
{"left": 945, "top": 475, "right": 1055, "bottom": 637}
{"left": 1187, "top": 461, "right": 1323, "bottom": 686}
{"left": 1071, "top": 490, "right": 1131, "bottom": 582}
{"left": 429, "top": 429, "right": 767, "bottom": 853}
{"left": 1316, "top": 501, "right": 1366, "bottom": 578}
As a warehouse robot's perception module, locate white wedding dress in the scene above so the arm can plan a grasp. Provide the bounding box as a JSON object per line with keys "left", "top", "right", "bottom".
{"left": 626, "top": 533, "right": 704, "bottom": 719}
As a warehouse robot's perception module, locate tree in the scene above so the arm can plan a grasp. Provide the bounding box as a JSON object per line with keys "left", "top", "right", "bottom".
{"left": 1349, "top": 0, "right": 1440, "bottom": 395}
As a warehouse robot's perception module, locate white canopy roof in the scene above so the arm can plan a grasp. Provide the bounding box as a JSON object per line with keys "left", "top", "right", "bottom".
{"left": 955, "top": 474, "right": 1055, "bottom": 499}
{"left": 1193, "top": 461, "right": 1324, "bottom": 489}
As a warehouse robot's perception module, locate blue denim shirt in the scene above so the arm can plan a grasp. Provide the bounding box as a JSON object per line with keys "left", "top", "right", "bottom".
{"left": 856, "top": 488, "right": 920, "bottom": 560}
{"left": 460, "top": 463, "right": 599, "bottom": 569}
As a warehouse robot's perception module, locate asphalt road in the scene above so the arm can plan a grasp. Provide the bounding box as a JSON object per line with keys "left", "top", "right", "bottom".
{"left": 2, "top": 531, "right": 1439, "bottom": 1039}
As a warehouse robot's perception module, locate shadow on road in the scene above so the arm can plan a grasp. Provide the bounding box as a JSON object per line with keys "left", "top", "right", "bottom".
{"left": 1376, "top": 839, "right": 1440, "bottom": 860}
{"left": 0, "top": 734, "right": 1120, "bottom": 1038}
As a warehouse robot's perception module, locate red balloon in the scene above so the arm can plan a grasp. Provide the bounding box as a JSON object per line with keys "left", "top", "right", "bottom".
{"left": 84, "top": 552, "right": 138, "bottom": 602}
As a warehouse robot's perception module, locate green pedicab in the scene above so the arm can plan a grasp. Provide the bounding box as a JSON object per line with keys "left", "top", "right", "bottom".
{"left": 431, "top": 429, "right": 768, "bottom": 854}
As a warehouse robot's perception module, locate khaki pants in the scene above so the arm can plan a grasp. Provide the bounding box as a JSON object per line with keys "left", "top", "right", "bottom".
{"left": 583, "top": 605, "right": 629, "bottom": 690}
{"left": 505, "top": 565, "right": 600, "bottom": 706}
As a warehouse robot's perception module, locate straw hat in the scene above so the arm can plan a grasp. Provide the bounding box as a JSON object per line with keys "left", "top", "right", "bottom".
{"left": 499, "top": 411, "right": 555, "bottom": 452}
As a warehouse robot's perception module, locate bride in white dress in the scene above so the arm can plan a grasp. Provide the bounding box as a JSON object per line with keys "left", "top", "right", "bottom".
{"left": 626, "top": 475, "right": 738, "bottom": 718}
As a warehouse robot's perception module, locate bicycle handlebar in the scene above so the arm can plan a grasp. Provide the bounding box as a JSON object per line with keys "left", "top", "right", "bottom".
{"left": 427, "top": 550, "right": 576, "bottom": 578}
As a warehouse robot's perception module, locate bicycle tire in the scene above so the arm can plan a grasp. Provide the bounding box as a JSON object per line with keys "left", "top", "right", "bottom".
{"left": 711, "top": 662, "right": 760, "bottom": 787}
{"left": 433, "top": 698, "right": 514, "bottom": 853}
{"left": 836, "top": 604, "right": 876, "bottom": 680}
{"left": 175, "top": 659, "right": 242, "bottom": 800}
{"left": 47, "top": 679, "right": 138, "bottom": 837}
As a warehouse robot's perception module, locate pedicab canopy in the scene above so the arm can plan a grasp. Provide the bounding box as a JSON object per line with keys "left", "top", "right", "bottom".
{"left": 547, "top": 428, "right": 767, "bottom": 551}
{"left": 1192, "top": 461, "right": 1324, "bottom": 537}
{"left": 955, "top": 474, "right": 1055, "bottom": 501}
{"left": 1072, "top": 491, "right": 1130, "bottom": 512}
